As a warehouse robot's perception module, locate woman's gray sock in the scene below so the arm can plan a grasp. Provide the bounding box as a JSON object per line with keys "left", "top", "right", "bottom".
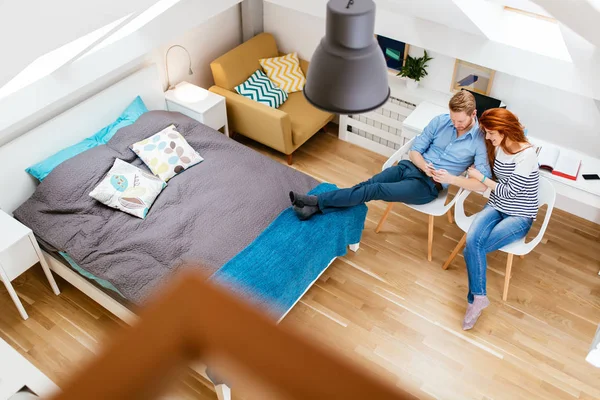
{"left": 462, "top": 295, "right": 490, "bottom": 330}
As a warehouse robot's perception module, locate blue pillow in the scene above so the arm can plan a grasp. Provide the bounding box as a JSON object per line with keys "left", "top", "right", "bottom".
{"left": 93, "top": 96, "right": 148, "bottom": 144}
{"left": 26, "top": 96, "right": 148, "bottom": 181}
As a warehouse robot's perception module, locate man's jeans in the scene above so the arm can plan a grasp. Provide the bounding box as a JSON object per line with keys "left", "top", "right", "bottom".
{"left": 317, "top": 160, "right": 440, "bottom": 213}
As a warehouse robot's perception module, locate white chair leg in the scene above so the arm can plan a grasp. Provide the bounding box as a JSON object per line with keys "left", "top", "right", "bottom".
{"left": 427, "top": 215, "right": 434, "bottom": 262}
{"left": 503, "top": 254, "right": 514, "bottom": 301}
{"left": 349, "top": 243, "right": 360, "bottom": 252}
{"left": 215, "top": 384, "right": 231, "bottom": 400}
{"left": 0, "top": 263, "right": 28, "bottom": 320}
{"left": 28, "top": 233, "right": 60, "bottom": 295}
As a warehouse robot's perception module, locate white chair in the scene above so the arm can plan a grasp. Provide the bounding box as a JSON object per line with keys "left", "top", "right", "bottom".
{"left": 442, "top": 177, "right": 556, "bottom": 301}
{"left": 375, "top": 137, "right": 463, "bottom": 261}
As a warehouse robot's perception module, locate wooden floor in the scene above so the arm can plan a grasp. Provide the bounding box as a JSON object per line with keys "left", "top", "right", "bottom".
{"left": 2, "top": 130, "right": 600, "bottom": 399}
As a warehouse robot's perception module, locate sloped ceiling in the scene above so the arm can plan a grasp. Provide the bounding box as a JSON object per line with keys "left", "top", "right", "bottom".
{"left": 0, "top": 0, "right": 241, "bottom": 142}
{"left": 376, "top": 0, "right": 485, "bottom": 36}
{"left": 0, "top": 0, "right": 159, "bottom": 87}
{"left": 265, "top": 0, "right": 600, "bottom": 100}
{"left": 532, "top": 0, "right": 600, "bottom": 48}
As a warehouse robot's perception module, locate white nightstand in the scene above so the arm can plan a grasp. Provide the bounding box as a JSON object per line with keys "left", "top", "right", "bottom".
{"left": 0, "top": 210, "right": 60, "bottom": 320}
{"left": 165, "top": 81, "right": 229, "bottom": 137}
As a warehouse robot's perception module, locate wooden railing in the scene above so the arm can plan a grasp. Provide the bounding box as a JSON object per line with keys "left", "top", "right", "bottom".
{"left": 50, "top": 268, "right": 412, "bottom": 400}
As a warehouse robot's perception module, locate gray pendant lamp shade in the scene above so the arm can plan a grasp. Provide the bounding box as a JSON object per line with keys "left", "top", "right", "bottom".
{"left": 303, "top": 0, "right": 390, "bottom": 115}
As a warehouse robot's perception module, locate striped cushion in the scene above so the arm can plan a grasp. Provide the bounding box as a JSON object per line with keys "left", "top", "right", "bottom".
{"left": 235, "top": 70, "right": 288, "bottom": 109}
{"left": 259, "top": 52, "right": 306, "bottom": 93}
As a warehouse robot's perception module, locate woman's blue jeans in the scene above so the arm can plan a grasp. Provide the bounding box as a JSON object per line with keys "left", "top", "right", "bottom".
{"left": 464, "top": 205, "right": 533, "bottom": 303}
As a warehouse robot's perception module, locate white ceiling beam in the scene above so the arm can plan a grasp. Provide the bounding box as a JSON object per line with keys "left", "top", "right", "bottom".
{"left": 451, "top": 0, "right": 504, "bottom": 40}
{"left": 0, "top": 0, "right": 159, "bottom": 87}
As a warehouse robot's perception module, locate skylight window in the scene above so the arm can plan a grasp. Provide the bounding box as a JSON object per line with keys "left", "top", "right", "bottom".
{"left": 82, "top": 0, "right": 182, "bottom": 57}
{"left": 503, "top": 6, "right": 555, "bottom": 22}
{"left": 0, "top": 15, "right": 131, "bottom": 100}
{"left": 499, "top": 6, "right": 571, "bottom": 62}
{"left": 475, "top": 0, "right": 571, "bottom": 62}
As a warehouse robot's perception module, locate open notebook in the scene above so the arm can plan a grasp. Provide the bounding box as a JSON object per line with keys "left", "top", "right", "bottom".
{"left": 537, "top": 145, "right": 581, "bottom": 180}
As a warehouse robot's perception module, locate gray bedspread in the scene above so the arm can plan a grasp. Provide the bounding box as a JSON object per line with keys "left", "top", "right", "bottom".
{"left": 14, "top": 111, "right": 318, "bottom": 303}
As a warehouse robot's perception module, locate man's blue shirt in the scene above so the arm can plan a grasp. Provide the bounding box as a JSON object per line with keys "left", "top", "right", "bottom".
{"left": 410, "top": 114, "right": 492, "bottom": 184}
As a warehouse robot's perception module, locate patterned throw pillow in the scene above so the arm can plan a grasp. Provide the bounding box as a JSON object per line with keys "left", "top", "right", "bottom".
{"left": 90, "top": 158, "right": 166, "bottom": 219}
{"left": 130, "top": 125, "right": 204, "bottom": 182}
{"left": 259, "top": 52, "right": 306, "bottom": 93}
{"left": 234, "top": 70, "right": 288, "bottom": 109}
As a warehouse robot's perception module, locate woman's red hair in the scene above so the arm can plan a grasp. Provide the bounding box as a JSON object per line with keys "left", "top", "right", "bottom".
{"left": 478, "top": 108, "right": 528, "bottom": 168}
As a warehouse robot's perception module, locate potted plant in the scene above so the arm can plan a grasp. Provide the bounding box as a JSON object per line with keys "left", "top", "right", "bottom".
{"left": 397, "top": 50, "right": 433, "bottom": 90}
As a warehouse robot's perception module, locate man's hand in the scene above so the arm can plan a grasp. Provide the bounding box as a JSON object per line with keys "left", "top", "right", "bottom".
{"left": 423, "top": 162, "right": 436, "bottom": 178}
{"left": 432, "top": 169, "right": 456, "bottom": 185}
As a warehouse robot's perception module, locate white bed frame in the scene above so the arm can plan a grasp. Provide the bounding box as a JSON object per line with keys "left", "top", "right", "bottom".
{"left": 0, "top": 64, "right": 359, "bottom": 399}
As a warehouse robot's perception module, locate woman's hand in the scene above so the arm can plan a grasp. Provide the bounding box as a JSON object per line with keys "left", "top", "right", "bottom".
{"left": 432, "top": 169, "right": 456, "bottom": 185}
{"left": 468, "top": 167, "right": 484, "bottom": 181}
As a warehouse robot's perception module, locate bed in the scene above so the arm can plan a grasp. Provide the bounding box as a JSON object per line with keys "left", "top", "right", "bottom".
{"left": 0, "top": 64, "right": 366, "bottom": 398}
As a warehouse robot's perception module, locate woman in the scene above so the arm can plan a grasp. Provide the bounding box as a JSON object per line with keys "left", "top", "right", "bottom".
{"left": 457, "top": 108, "right": 539, "bottom": 330}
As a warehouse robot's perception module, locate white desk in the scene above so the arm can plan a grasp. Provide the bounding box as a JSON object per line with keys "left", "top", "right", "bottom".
{"left": 528, "top": 136, "right": 600, "bottom": 223}
{"left": 402, "top": 101, "right": 448, "bottom": 138}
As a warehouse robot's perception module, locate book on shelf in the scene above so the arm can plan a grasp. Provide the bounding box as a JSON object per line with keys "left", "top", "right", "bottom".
{"left": 536, "top": 145, "right": 581, "bottom": 180}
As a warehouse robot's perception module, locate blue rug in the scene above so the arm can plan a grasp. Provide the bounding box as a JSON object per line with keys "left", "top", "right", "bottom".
{"left": 210, "top": 183, "right": 367, "bottom": 320}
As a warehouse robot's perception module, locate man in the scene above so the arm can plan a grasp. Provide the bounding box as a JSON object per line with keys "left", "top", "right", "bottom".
{"left": 290, "top": 90, "right": 491, "bottom": 220}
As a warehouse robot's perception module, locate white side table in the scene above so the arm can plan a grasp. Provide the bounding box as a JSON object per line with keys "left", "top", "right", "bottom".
{"left": 0, "top": 210, "right": 60, "bottom": 320}
{"left": 165, "top": 82, "right": 229, "bottom": 137}
{"left": 0, "top": 338, "right": 59, "bottom": 399}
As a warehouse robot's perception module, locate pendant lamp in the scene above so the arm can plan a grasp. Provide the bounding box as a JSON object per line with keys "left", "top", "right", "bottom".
{"left": 303, "top": 0, "right": 390, "bottom": 115}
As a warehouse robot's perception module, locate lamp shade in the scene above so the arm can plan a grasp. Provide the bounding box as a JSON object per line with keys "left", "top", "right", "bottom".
{"left": 304, "top": 0, "right": 390, "bottom": 115}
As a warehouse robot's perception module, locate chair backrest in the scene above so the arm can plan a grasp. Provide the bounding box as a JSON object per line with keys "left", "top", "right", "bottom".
{"left": 529, "top": 177, "right": 556, "bottom": 249}
{"left": 210, "top": 33, "right": 279, "bottom": 91}
{"left": 537, "top": 176, "right": 556, "bottom": 208}
{"left": 382, "top": 137, "right": 415, "bottom": 171}
{"left": 454, "top": 176, "right": 557, "bottom": 252}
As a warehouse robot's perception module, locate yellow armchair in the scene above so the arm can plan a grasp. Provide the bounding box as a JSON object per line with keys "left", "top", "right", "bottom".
{"left": 209, "top": 33, "right": 334, "bottom": 165}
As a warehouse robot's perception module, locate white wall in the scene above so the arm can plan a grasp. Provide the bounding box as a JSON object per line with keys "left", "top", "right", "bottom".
{"left": 264, "top": 2, "right": 600, "bottom": 158}
{"left": 264, "top": 2, "right": 323, "bottom": 60}
{"left": 241, "top": 0, "right": 264, "bottom": 41}
{"left": 152, "top": 6, "right": 242, "bottom": 90}
{"left": 406, "top": 45, "right": 600, "bottom": 157}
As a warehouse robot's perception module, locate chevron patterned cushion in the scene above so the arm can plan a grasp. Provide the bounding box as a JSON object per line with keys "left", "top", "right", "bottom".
{"left": 259, "top": 52, "right": 306, "bottom": 93}
{"left": 235, "top": 70, "right": 288, "bottom": 109}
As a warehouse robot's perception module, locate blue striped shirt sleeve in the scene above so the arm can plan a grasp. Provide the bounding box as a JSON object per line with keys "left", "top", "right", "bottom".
{"left": 494, "top": 151, "right": 538, "bottom": 199}
{"left": 410, "top": 115, "right": 441, "bottom": 154}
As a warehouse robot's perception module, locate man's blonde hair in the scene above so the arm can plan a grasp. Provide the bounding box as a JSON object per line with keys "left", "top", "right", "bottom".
{"left": 449, "top": 90, "right": 476, "bottom": 115}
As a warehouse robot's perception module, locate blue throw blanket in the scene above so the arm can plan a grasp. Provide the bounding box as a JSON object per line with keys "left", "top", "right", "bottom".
{"left": 211, "top": 183, "right": 367, "bottom": 320}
